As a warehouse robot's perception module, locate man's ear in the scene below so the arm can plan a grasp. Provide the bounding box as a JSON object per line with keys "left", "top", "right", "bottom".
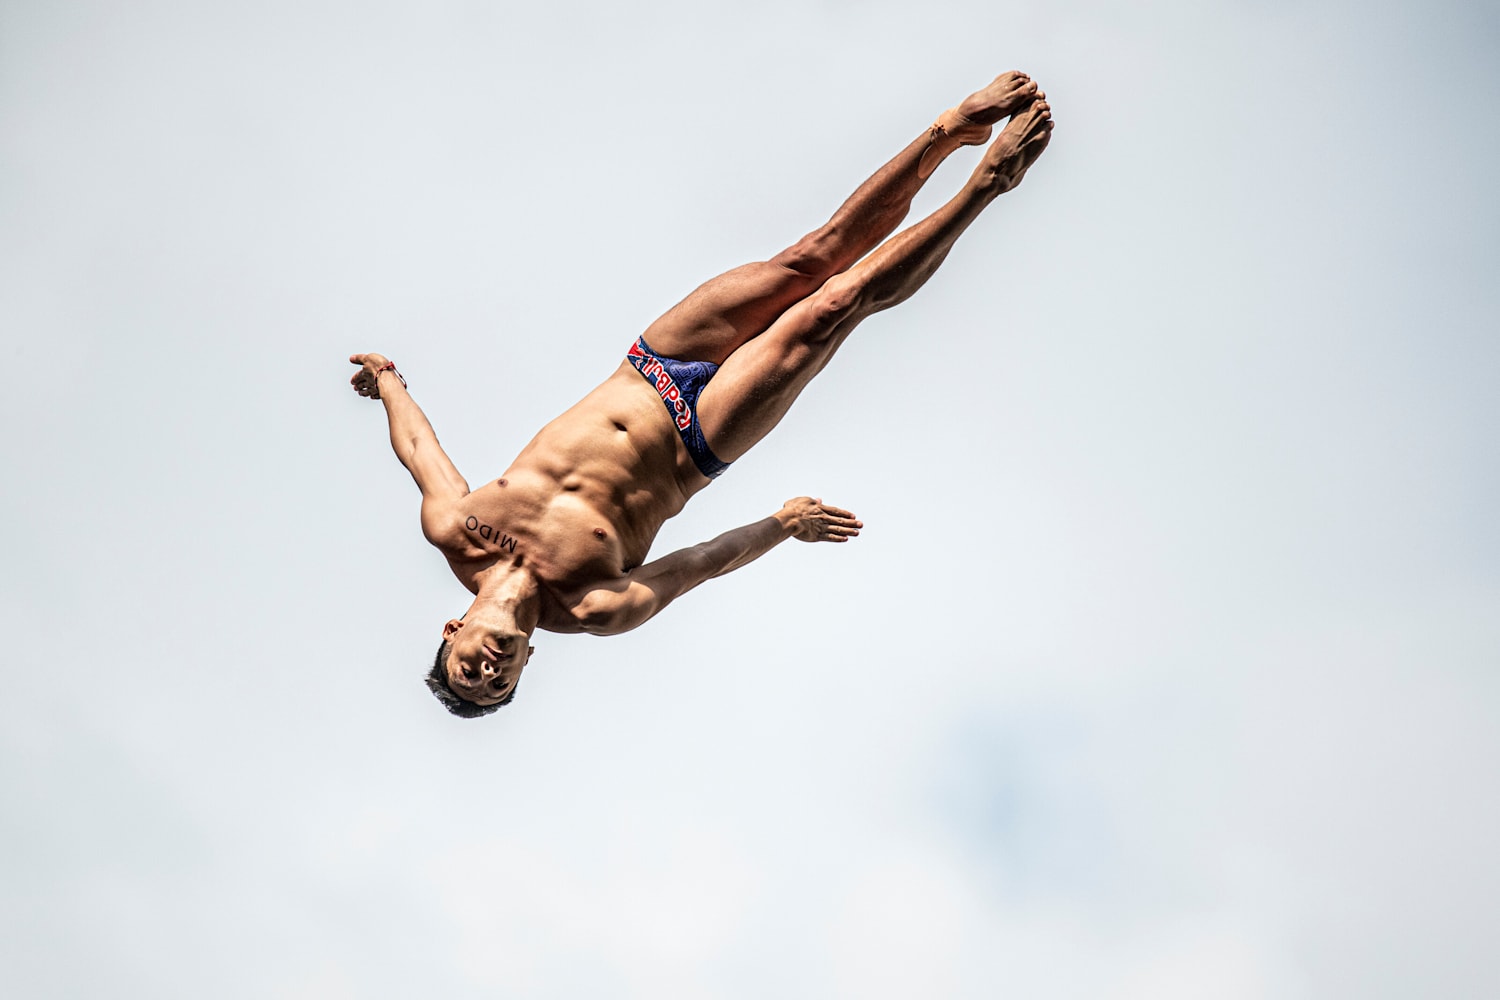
{"left": 527, "top": 646, "right": 535, "bottom": 659}
{"left": 443, "top": 619, "right": 465, "bottom": 641}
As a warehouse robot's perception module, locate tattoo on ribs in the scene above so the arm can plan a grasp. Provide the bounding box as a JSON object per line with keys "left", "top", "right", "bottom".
{"left": 465, "top": 516, "right": 518, "bottom": 552}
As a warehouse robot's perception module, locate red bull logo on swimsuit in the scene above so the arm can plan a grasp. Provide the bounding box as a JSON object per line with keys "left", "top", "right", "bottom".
{"left": 628, "top": 341, "right": 694, "bottom": 431}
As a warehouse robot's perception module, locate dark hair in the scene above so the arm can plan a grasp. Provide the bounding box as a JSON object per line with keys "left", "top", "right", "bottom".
{"left": 424, "top": 638, "right": 517, "bottom": 719}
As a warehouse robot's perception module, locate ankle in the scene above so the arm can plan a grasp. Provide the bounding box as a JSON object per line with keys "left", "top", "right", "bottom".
{"left": 932, "top": 108, "right": 992, "bottom": 147}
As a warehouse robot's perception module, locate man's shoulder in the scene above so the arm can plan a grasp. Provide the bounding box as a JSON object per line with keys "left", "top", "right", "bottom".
{"left": 420, "top": 496, "right": 480, "bottom": 556}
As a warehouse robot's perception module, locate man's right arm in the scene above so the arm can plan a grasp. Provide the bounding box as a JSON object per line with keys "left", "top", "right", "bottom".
{"left": 574, "top": 497, "right": 863, "bottom": 635}
{"left": 350, "top": 353, "right": 470, "bottom": 535}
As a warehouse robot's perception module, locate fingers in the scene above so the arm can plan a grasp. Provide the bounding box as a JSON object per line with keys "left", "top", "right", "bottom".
{"left": 812, "top": 511, "right": 862, "bottom": 543}
{"left": 816, "top": 503, "right": 862, "bottom": 530}
{"left": 349, "top": 368, "right": 381, "bottom": 400}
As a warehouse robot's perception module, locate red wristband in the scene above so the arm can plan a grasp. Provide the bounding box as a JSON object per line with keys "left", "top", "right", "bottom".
{"left": 377, "top": 361, "right": 407, "bottom": 388}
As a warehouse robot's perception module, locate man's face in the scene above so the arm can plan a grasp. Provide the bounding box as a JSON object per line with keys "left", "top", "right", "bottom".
{"left": 442, "top": 618, "right": 534, "bottom": 706}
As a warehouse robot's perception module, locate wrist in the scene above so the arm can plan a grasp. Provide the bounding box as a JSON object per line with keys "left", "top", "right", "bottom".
{"left": 375, "top": 361, "right": 407, "bottom": 390}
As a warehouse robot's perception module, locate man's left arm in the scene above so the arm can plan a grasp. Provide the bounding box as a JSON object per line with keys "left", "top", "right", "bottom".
{"left": 349, "top": 352, "right": 471, "bottom": 540}
{"left": 578, "top": 497, "right": 862, "bottom": 635}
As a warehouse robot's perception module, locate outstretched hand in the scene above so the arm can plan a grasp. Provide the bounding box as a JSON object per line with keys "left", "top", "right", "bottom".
{"left": 349, "top": 353, "right": 392, "bottom": 400}
{"left": 778, "top": 497, "right": 863, "bottom": 543}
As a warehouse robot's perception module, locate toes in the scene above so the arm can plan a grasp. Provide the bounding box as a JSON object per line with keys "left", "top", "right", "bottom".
{"left": 1021, "top": 120, "right": 1053, "bottom": 163}
{"left": 1022, "top": 134, "right": 1051, "bottom": 169}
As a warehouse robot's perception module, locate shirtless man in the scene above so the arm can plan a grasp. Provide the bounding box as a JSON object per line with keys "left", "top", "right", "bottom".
{"left": 350, "top": 73, "right": 1052, "bottom": 717}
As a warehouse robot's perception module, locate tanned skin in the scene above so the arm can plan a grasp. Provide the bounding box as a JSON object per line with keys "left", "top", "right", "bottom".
{"left": 350, "top": 73, "right": 1053, "bottom": 707}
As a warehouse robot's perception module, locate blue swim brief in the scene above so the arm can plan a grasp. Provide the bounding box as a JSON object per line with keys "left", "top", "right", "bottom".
{"left": 626, "top": 335, "right": 731, "bottom": 479}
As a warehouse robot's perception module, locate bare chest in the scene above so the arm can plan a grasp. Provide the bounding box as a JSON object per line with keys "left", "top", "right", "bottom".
{"left": 444, "top": 476, "right": 629, "bottom": 589}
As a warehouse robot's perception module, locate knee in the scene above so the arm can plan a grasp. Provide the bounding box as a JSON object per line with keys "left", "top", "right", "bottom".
{"left": 802, "top": 275, "right": 866, "bottom": 338}
{"left": 773, "top": 227, "right": 843, "bottom": 280}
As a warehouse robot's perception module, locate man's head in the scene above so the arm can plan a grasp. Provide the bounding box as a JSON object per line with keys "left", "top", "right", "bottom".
{"left": 425, "top": 638, "right": 514, "bottom": 718}
{"left": 424, "top": 606, "right": 535, "bottom": 718}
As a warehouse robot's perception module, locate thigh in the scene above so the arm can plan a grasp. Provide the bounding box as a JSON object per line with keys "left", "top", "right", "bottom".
{"left": 640, "top": 259, "right": 823, "bottom": 366}
{"left": 694, "top": 282, "right": 863, "bottom": 463}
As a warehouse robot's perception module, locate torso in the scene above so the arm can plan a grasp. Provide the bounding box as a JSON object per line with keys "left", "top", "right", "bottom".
{"left": 428, "top": 362, "right": 711, "bottom": 632}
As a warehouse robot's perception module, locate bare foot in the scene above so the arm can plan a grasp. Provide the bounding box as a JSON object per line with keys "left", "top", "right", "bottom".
{"left": 956, "top": 71, "right": 1040, "bottom": 127}
{"left": 935, "top": 71, "right": 1040, "bottom": 145}
{"left": 977, "top": 95, "right": 1053, "bottom": 193}
{"left": 919, "top": 73, "right": 1044, "bottom": 179}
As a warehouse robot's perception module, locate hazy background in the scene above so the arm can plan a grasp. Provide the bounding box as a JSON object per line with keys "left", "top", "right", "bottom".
{"left": 2, "top": 0, "right": 1496, "bottom": 996}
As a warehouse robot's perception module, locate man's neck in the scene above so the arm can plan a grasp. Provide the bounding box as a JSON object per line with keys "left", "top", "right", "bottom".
{"left": 473, "top": 561, "right": 543, "bottom": 632}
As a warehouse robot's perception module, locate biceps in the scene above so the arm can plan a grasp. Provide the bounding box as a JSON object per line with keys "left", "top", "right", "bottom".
{"left": 408, "top": 439, "right": 469, "bottom": 499}
{"left": 615, "top": 585, "right": 668, "bottom": 633}
{"left": 582, "top": 562, "right": 706, "bottom": 634}
{"left": 576, "top": 582, "right": 663, "bottom": 635}
{"left": 618, "top": 550, "right": 714, "bottom": 627}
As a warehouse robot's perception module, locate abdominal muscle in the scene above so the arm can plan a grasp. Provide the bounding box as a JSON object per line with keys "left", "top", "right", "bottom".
{"left": 442, "top": 364, "right": 708, "bottom": 600}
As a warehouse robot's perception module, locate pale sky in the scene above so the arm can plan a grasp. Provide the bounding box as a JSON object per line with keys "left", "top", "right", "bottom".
{"left": 2, "top": 0, "right": 1497, "bottom": 997}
